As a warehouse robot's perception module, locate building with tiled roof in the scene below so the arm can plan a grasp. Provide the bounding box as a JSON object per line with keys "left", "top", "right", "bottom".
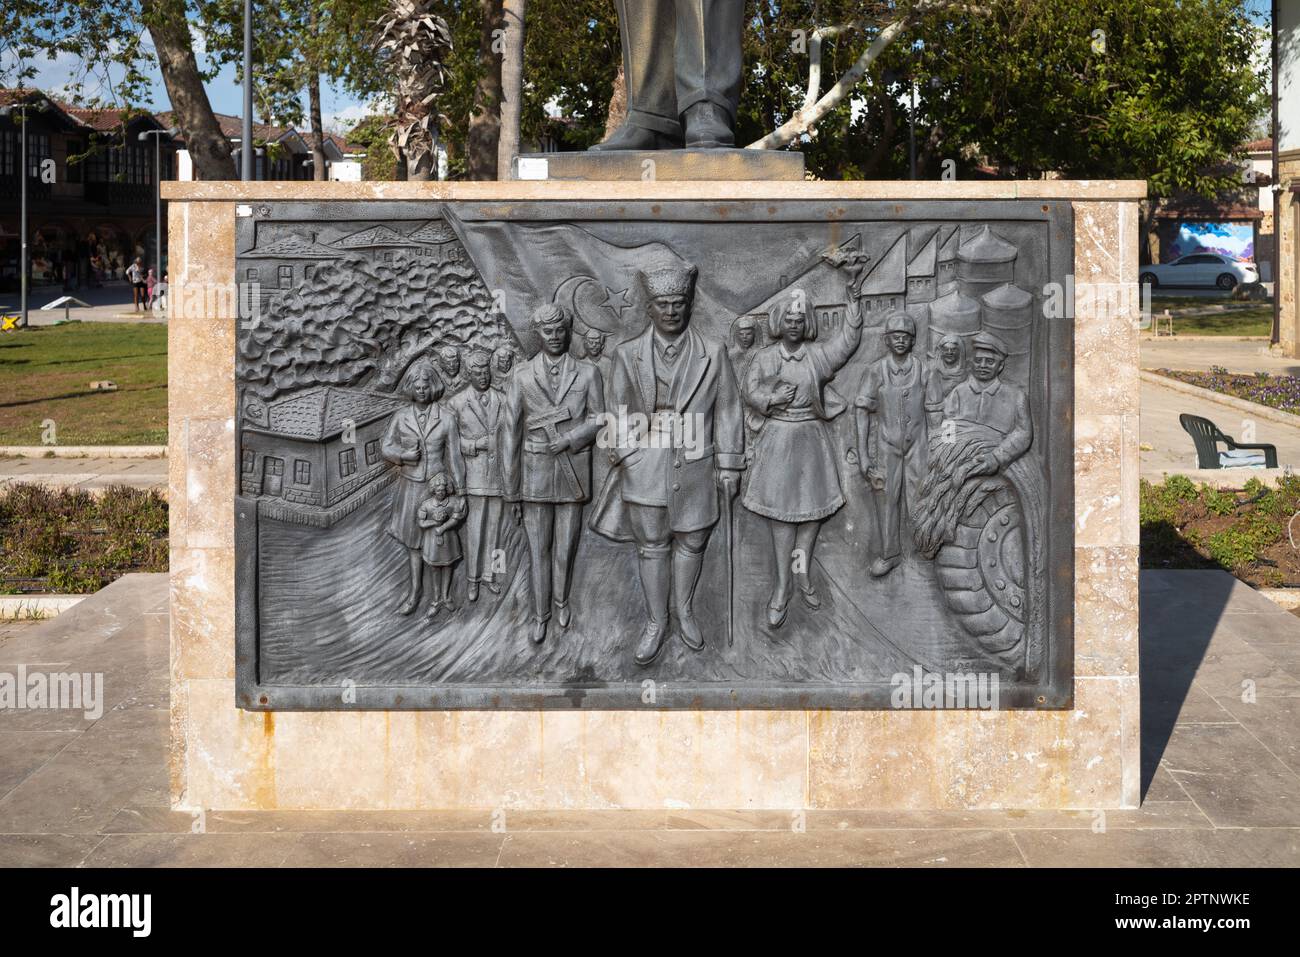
{"left": 240, "top": 386, "right": 405, "bottom": 527}
{"left": 0, "top": 87, "right": 181, "bottom": 289}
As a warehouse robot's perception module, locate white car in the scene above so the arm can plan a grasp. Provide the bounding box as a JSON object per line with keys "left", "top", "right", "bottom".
{"left": 1140, "top": 253, "right": 1259, "bottom": 291}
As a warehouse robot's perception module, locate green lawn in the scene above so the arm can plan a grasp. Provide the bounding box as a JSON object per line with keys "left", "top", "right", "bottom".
{"left": 1158, "top": 307, "right": 1274, "bottom": 337}
{"left": 0, "top": 322, "right": 167, "bottom": 445}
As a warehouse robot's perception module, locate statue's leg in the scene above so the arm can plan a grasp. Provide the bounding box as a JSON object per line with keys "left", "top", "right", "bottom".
{"left": 592, "top": 0, "right": 683, "bottom": 150}
{"left": 522, "top": 501, "right": 553, "bottom": 643}
{"left": 552, "top": 502, "right": 583, "bottom": 628}
{"left": 674, "top": 0, "right": 744, "bottom": 147}
{"left": 629, "top": 504, "right": 672, "bottom": 664}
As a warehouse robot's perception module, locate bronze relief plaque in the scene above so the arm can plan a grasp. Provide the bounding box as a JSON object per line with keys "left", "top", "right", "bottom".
{"left": 234, "top": 198, "right": 1073, "bottom": 710}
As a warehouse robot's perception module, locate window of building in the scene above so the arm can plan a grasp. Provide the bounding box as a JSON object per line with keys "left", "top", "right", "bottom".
{"left": 246, "top": 267, "right": 259, "bottom": 283}
{"left": 26, "top": 133, "right": 50, "bottom": 178}
{"left": 278, "top": 264, "right": 293, "bottom": 286}
{"left": 65, "top": 138, "right": 83, "bottom": 183}
{"left": 0, "top": 129, "right": 14, "bottom": 176}
{"left": 241, "top": 449, "right": 255, "bottom": 473}
{"left": 364, "top": 439, "right": 380, "bottom": 466}
{"left": 293, "top": 460, "right": 311, "bottom": 484}
{"left": 339, "top": 448, "right": 357, "bottom": 477}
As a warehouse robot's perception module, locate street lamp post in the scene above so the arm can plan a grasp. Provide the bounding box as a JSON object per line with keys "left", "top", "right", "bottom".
{"left": 138, "top": 127, "right": 180, "bottom": 288}
{"left": 0, "top": 101, "right": 32, "bottom": 328}
{"left": 242, "top": 0, "right": 254, "bottom": 181}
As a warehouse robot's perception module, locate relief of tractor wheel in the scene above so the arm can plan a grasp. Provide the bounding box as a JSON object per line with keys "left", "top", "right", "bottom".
{"left": 932, "top": 481, "right": 1027, "bottom": 664}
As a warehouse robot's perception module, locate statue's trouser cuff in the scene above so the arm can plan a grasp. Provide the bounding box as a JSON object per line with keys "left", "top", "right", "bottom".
{"left": 676, "top": 89, "right": 739, "bottom": 121}
{"left": 674, "top": 0, "right": 743, "bottom": 121}
{"left": 625, "top": 108, "right": 683, "bottom": 138}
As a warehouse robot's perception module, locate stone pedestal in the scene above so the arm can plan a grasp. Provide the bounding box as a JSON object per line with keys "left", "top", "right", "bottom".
{"left": 165, "top": 179, "right": 1143, "bottom": 811}
{"left": 512, "top": 148, "right": 805, "bottom": 181}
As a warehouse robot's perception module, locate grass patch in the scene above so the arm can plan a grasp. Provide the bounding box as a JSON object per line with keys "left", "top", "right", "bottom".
{"left": 1152, "top": 367, "right": 1300, "bottom": 415}
{"left": 1141, "top": 474, "right": 1300, "bottom": 587}
{"left": 0, "top": 321, "right": 167, "bottom": 445}
{"left": 1155, "top": 307, "right": 1273, "bottom": 336}
{"left": 0, "top": 483, "right": 168, "bottom": 594}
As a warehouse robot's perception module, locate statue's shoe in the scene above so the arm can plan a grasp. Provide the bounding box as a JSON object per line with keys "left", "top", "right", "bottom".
{"left": 529, "top": 618, "right": 549, "bottom": 645}
{"left": 398, "top": 591, "right": 421, "bottom": 616}
{"left": 555, "top": 600, "right": 572, "bottom": 630}
{"left": 676, "top": 612, "right": 705, "bottom": 652}
{"left": 466, "top": 580, "right": 479, "bottom": 602}
{"left": 683, "top": 103, "right": 734, "bottom": 149}
{"left": 766, "top": 598, "right": 789, "bottom": 629}
{"left": 797, "top": 578, "right": 822, "bottom": 610}
{"left": 870, "top": 556, "right": 901, "bottom": 578}
{"left": 591, "top": 122, "right": 681, "bottom": 151}
{"left": 633, "top": 620, "right": 668, "bottom": 665}
{"left": 485, "top": 578, "right": 501, "bottom": 596}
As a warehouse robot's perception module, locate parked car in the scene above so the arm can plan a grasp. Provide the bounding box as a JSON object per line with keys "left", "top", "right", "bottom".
{"left": 1140, "top": 253, "right": 1259, "bottom": 291}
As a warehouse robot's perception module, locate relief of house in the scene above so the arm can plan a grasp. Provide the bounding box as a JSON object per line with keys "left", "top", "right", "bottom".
{"left": 906, "top": 227, "right": 940, "bottom": 303}
{"left": 240, "top": 386, "right": 405, "bottom": 528}
{"left": 740, "top": 234, "right": 866, "bottom": 338}
{"left": 239, "top": 235, "right": 344, "bottom": 310}
{"left": 330, "top": 220, "right": 466, "bottom": 265}
{"left": 852, "top": 232, "right": 908, "bottom": 319}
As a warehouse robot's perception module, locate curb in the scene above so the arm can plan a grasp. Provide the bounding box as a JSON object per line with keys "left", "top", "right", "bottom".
{"left": 0, "top": 446, "right": 167, "bottom": 459}
{"left": 1140, "top": 468, "right": 1290, "bottom": 488}
{"left": 1257, "top": 589, "right": 1300, "bottom": 612}
{"left": 1139, "top": 370, "right": 1300, "bottom": 432}
{"left": 0, "top": 594, "right": 87, "bottom": 620}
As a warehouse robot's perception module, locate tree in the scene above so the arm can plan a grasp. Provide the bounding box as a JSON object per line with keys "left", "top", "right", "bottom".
{"left": 197, "top": 0, "right": 388, "bottom": 180}
{"left": 5, "top": 0, "right": 236, "bottom": 179}
{"left": 497, "top": 0, "right": 526, "bottom": 177}
{"left": 465, "top": 0, "right": 503, "bottom": 179}
{"left": 375, "top": 0, "right": 454, "bottom": 180}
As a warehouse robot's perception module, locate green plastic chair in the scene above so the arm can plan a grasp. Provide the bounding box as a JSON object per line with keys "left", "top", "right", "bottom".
{"left": 1179, "top": 413, "right": 1277, "bottom": 469}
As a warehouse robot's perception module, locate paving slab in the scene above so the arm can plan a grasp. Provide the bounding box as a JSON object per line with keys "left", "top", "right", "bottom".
{"left": 0, "top": 569, "right": 1297, "bottom": 866}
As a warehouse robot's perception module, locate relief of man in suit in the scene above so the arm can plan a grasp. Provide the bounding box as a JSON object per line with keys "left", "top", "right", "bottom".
{"left": 500, "top": 304, "right": 607, "bottom": 646}
{"left": 590, "top": 263, "right": 745, "bottom": 665}
{"left": 448, "top": 348, "right": 507, "bottom": 603}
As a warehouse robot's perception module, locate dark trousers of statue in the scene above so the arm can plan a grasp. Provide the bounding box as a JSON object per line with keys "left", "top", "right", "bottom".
{"left": 613, "top": 0, "right": 744, "bottom": 139}
{"left": 522, "top": 502, "right": 582, "bottom": 625}
{"left": 464, "top": 494, "right": 504, "bottom": 586}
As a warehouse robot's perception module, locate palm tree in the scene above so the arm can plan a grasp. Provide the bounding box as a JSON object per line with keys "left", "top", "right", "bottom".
{"left": 374, "top": 0, "right": 453, "bottom": 180}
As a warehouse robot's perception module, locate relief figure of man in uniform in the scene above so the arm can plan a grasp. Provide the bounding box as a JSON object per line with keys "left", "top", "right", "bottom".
{"left": 590, "top": 263, "right": 745, "bottom": 665}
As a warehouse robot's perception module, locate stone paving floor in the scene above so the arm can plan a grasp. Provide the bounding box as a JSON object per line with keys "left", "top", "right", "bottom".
{"left": 0, "top": 455, "right": 167, "bottom": 493}
{"left": 0, "top": 571, "right": 1297, "bottom": 867}
{"left": 1139, "top": 376, "right": 1300, "bottom": 474}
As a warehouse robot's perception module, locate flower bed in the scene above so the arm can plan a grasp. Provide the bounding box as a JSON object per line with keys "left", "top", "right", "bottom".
{"left": 1141, "top": 474, "right": 1300, "bottom": 588}
{"left": 1152, "top": 366, "right": 1300, "bottom": 416}
{"left": 0, "top": 484, "right": 168, "bottom": 594}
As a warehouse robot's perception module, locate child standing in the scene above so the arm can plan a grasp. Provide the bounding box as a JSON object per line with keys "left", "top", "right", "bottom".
{"left": 417, "top": 472, "right": 467, "bottom": 620}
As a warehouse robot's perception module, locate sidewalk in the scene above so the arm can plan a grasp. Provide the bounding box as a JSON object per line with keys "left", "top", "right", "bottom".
{"left": 2, "top": 284, "right": 167, "bottom": 326}
{"left": 1141, "top": 337, "right": 1300, "bottom": 377}
{"left": 0, "top": 456, "right": 167, "bottom": 493}
{"left": 1140, "top": 376, "right": 1300, "bottom": 474}
{"left": 0, "top": 571, "right": 1296, "bottom": 867}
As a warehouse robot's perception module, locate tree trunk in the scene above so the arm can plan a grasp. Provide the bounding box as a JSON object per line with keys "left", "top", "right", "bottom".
{"left": 307, "top": 7, "right": 327, "bottom": 182}
{"left": 603, "top": 60, "right": 626, "bottom": 138}
{"left": 142, "top": 0, "right": 235, "bottom": 180}
{"left": 497, "top": 0, "right": 526, "bottom": 178}
{"left": 307, "top": 73, "right": 327, "bottom": 182}
{"left": 466, "top": 0, "right": 503, "bottom": 181}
